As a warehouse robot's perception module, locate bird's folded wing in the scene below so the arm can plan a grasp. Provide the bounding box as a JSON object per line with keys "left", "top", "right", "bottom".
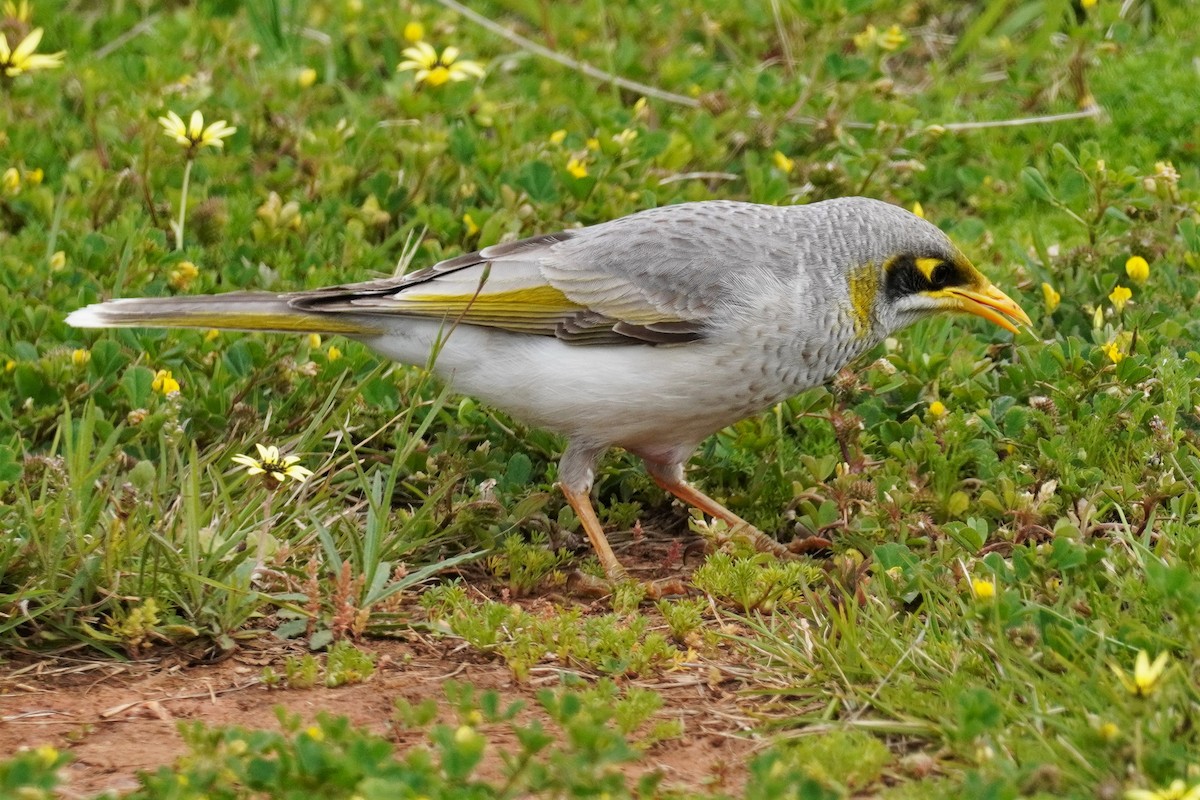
{"left": 290, "top": 224, "right": 728, "bottom": 346}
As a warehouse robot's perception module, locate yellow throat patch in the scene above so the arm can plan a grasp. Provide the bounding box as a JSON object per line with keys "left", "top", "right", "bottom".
{"left": 847, "top": 262, "right": 879, "bottom": 337}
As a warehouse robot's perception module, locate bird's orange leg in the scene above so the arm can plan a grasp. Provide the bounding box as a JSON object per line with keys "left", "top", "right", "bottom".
{"left": 559, "top": 484, "right": 688, "bottom": 598}
{"left": 560, "top": 484, "right": 627, "bottom": 582}
{"left": 646, "top": 463, "right": 792, "bottom": 558}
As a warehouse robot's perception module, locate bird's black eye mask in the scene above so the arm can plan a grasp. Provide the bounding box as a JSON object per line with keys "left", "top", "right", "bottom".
{"left": 883, "top": 254, "right": 968, "bottom": 300}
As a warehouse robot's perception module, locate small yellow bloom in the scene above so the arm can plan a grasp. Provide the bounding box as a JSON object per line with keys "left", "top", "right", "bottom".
{"left": 1080, "top": 0, "right": 1097, "bottom": 8}
{"left": 1111, "top": 650, "right": 1169, "bottom": 698}
{"left": 5, "top": 359, "right": 15, "bottom": 372}
{"left": 772, "top": 150, "right": 795, "bottom": 174}
{"left": 1109, "top": 285, "right": 1132, "bottom": 313}
{"left": 307, "top": 333, "right": 322, "bottom": 348}
{"left": 462, "top": 213, "right": 479, "bottom": 236}
{"left": 1098, "top": 721, "right": 1119, "bottom": 742}
{"left": 1124, "top": 780, "right": 1200, "bottom": 800}
{"left": 585, "top": 137, "right": 600, "bottom": 151}
{"left": 1102, "top": 341, "right": 1124, "bottom": 364}
{"left": 403, "top": 21, "right": 425, "bottom": 43}
{"left": 297, "top": 67, "right": 318, "bottom": 88}
{"left": 612, "top": 128, "right": 638, "bottom": 148}
{"left": 71, "top": 348, "right": 90, "bottom": 367}
{"left": 158, "top": 110, "right": 237, "bottom": 154}
{"left": 1, "top": 167, "right": 18, "bottom": 194}
{"left": 852, "top": 24, "right": 877, "bottom": 51}
{"left": 971, "top": 578, "right": 995, "bottom": 600}
{"left": 232, "top": 443, "right": 313, "bottom": 485}
{"left": 152, "top": 369, "right": 181, "bottom": 395}
{"left": 169, "top": 260, "right": 199, "bottom": 291}
{"left": 0, "top": 27, "right": 65, "bottom": 77}
{"left": 204, "top": 329, "right": 220, "bottom": 342}
{"left": 305, "top": 725, "right": 324, "bottom": 741}
{"left": 326, "top": 345, "right": 342, "bottom": 362}
{"left": 49, "top": 250, "right": 66, "bottom": 271}
{"left": 566, "top": 157, "right": 588, "bottom": 179}
{"left": 26, "top": 167, "right": 42, "bottom": 185}
{"left": 1125, "top": 255, "right": 1149, "bottom": 285}
{"left": 548, "top": 129, "right": 567, "bottom": 145}
{"left": 911, "top": 201, "right": 924, "bottom": 219}
{"left": 397, "top": 42, "right": 485, "bottom": 87}
{"left": 1041, "top": 282, "right": 1060, "bottom": 313}
{"left": 928, "top": 400, "right": 947, "bottom": 418}
{"left": 879, "top": 24, "right": 906, "bottom": 51}
{"left": 34, "top": 744, "right": 58, "bottom": 767}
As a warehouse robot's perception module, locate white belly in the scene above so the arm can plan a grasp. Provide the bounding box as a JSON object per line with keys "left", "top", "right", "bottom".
{"left": 361, "top": 318, "right": 827, "bottom": 459}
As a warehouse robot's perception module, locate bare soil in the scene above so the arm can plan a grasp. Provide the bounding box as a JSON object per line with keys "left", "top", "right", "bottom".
{"left": 1, "top": 532, "right": 771, "bottom": 798}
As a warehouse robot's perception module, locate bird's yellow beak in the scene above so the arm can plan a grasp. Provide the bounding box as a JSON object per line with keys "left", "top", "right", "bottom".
{"left": 942, "top": 282, "right": 1032, "bottom": 334}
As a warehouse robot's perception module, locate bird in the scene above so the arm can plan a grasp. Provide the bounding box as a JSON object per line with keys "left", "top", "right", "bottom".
{"left": 68, "top": 198, "right": 1030, "bottom": 594}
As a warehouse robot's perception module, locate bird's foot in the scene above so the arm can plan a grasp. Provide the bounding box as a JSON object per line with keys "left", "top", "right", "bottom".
{"left": 695, "top": 518, "right": 797, "bottom": 560}
{"left": 569, "top": 570, "right": 689, "bottom": 600}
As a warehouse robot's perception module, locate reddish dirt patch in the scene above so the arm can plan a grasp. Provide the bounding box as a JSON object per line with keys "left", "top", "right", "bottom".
{"left": 2, "top": 637, "right": 760, "bottom": 798}
{"left": 1, "top": 523, "right": 785, "bottom": 797}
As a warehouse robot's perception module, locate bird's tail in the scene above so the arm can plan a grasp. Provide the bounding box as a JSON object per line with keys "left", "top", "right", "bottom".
{"left": 66, "top": 291, "right": 379, "bottom": 336}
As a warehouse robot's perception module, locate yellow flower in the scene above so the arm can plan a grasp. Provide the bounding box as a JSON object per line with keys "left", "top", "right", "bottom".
{"left": 169, "top": 260, "right": 199, "bottom": 291}
{"left": 1111, "top": 650, "right": 1169, "bottom": 698}
{"left": 1125, "top": 780, "right": 1200, "bottom": 800}
{"left": 1125, "top": 255, "right": 1149, "bottom": 285}
{"left": 1102, "top": 341, "right": 1124, "bottom": 364}
{"left": 0, "top": 27, "right": 65, "bottom": 77}
{"left": 853, "top": 24, "right": 878, "bottom": 51}
{"left": 204, "top": 329, "right": 220, "bottom": 342}
{"left": 297, "top": 67, "right": 317, "bottom": 88}
{"left": 307, "top": 333, "right": 322, "bottom": 348}
{"left": 566, "top": 157, "right": 588, "bottom": 179}
{"left": 462, "top": 213, "right": 479, "bottom": 236}
{"left": 2, "top": 167, "right": 18, "bottom": 194}
{"left": 1080, "top": 0, "right": 1098, "bottom": 7}
{"left": 1109, "top": 285, "right": 1132, "bottom": 313}
{"left": 928, "top": 400, "right": 947, "bottom": 418}
{"left": 879, "top": 24, "right": 906, "bottom": 51}
{"left": 772, "top": 150, "right": 795, "bottom": 174}
{"left": 853, "top": 24, "right": 905, "bottom": 52}
{"left": 971, "top": 578, "right": 996, "bottom": 600}
{"left": 326, "top": 345, "right": 342, "bottom": 362}
{"left": 34, "top": 744, "right": 58, "bottom": 767}
{"left": 305, "top": 725, "right": 324, "bottom": 741}
{"left": 397, "top": 42, "right": 485, "bottom": 87}
{"left": 4, "top": 359, "right": 14, "bottom": 372}
{"left": 548, "top": 129, "right": 567, "bottom": 145}
{"left": 1041, "top": 282, "right": 1060, "bottom": 313}
{"left": 232, "top": 443, "right": 313, "bottom": 485}
{"left": 71, "top": 348, "right": 90, "bottom": 367}
{"left": 911, "top": 201, "right": 924, "bottom": 219}
{"left": 612, "top": 128, "right": 638, "bottom": 148}
{"left": 26, "top": 167, "right": 42, "bottom": 185}
{"left": 585, "top": 137, "right": 600, "bottom": 151}
{"left": 49, "top": 250, "right": 66, "bottom": 271}
{"left": 403, "top": 21, "right": 425, "bottom": 43}
{"left": 152, "top": 369, "right": 180, "bottom": 395}
{"left": 158, "top": 110, "right": 237, "bottom": 154}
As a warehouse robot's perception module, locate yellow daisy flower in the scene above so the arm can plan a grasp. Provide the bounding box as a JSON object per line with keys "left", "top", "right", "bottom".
{"left": 397, "top": 42, "right": 485, "bottom": 87}
{"left": 0, "top": 27, "right": 65, "bottom": 77}
{"left": 232, "top": 443, "right": 313, "bottom": 485}
{"left": 158, "top": 110, "right": 237, "bottom": 154}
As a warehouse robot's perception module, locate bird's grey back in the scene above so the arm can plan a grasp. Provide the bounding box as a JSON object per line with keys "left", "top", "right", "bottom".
{"left": 538, "top": 197, "right": 955, "bottom": 321}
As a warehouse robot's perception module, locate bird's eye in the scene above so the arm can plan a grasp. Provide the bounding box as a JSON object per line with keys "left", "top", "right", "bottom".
{"left": 930, "top": 262, "right": 953, "bottom": 288}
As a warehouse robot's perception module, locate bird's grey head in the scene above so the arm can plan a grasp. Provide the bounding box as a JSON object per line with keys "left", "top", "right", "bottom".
{"left": 810, "top": 197, "right": 1030, "bottom": 339}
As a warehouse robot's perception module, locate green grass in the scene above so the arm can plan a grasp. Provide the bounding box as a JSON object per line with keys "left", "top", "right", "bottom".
{"left": 4, "top": 0, "right": 1200, "bottom": 797}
